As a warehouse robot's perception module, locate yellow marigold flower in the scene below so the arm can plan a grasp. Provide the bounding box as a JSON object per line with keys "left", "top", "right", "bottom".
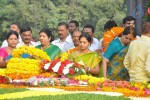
{"left": 12, "top": 46, "right": 50, "bottom": 60}
{"left": 60, "top": 52, "right": 69, "bottom": 61}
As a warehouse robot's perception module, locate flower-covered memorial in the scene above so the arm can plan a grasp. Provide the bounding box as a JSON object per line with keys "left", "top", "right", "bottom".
{"left": 5, "top": 46, "right": 50, "bottom": 79}
{"left": 0, "top": 46, "right": 150, "bottom": 98}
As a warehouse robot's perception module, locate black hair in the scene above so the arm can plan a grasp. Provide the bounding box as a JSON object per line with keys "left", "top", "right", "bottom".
{"left": 39, "top": 28, "right": 54, "bottom": 42}
{"left": 69, "top": 20, "right": 79, "bottom": 27}
{"left": 20, "top": 26, "right": 32, "bottom": 34}
{"left": 122, "top": 25, "right": 135, "bottom": 37}
{"left": 6, "top": 30, "right": 19, "bottom": 40}
{"left": 123, "top": 16, "right": 135, "bottom": 24}
{"left": 58, "top": 22, "right": 69, "bottom": 29}
{"left": 83, "top": 24, "right": 95, "bottom": 33}
{"left": 104, "top": 20, "right": 117, "bottom": 30}
{"left": 79, "top": 32, "right": 92, "bottom": 43}
{"left": 10, "top": 23, "right": 20, "bottom": 32}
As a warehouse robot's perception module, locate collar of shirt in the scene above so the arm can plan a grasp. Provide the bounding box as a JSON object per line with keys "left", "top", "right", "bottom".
{"left": 18, "top": 35, "right": 22, "bottom": 42}
{"left": 17, "top": 41, "right": 36, "bottom": 47}
{"left": 92, "top": 38, "right": 98, "bottom": 44}
{"left": 56, "top": 34, "right": 72, "bottom": 43}
{"left": 89, "top": 38, "right": 100, "bottom": 51}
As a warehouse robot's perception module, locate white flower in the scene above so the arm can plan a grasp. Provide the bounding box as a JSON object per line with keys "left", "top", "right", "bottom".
{"left": 75, "top": 67, "right": 79, "bottom": 72}
{"left": 79, "top": 80, "right": 88, "bottom": 85}
{"left": 65, "top": 63, "right": 74, "bottom": 68}
{"left": 62, "top": 63, "right": 73, "bottom": 75}
{"left": 44, "top": 63, "right": 51, "bottom": 70}
{"left": 63, "top": 67, "right": 69, "bottom": 75}
{"left": 52, "top": 61, "right": 61, "bottom": 72}
{"left": 32, "top": 80, "right": 38, "bottom": 86}
{"left": 81, "top": 69, "right": 86, "bottom": 74}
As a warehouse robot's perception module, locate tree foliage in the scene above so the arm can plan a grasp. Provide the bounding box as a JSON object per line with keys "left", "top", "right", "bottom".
{"left": 0, "top": 0, "right": 127, "bottom": 44}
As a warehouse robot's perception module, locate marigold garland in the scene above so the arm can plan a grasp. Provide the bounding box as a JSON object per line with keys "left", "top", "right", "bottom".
{"left": 6, "top": 58, "right": 42, "bottom": 79}
{"left": 0, "top": 68, "right": 6, "bottom": 76}
{"left": 74, "top": 75, "right": 106, "bottom": 85}
{"left": 6, "top": 46, "right": 51, "bottom": 79}
{"left": 103, "top": 27, "right": 124, "bottom": 51}
{"left": 60, "top": 47, "right": 79, "bottom": 61}
{"left": 12, "top": 46, "right": 50, "bottom": 60}
{"left": 0, "top": 81, "right": 150, "bottom": 97}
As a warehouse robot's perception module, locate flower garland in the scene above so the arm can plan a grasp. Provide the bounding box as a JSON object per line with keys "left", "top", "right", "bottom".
{"left": 0, "top": 68, "right": 6, "bottom": 76}
{"left": 1, "top": 74, "right": 150, "bottom": 97}
{"left": 5, "top": 46, "right": 51, "bottom": 79}
{"left": 0, "top": 75, "right": 11, "bottom": 84}
{"left": 12, "top": 46, "right": 50, "bottom": 60}
{"left": 60, "top": 52, "right": 69, "bottom": 62}
{"left": 73, "top": 75, "right": 150, "bottom": 97}
{"left": 41, "top": 59, "right": 86, "bottom": 77}
{"left": 60, "top": 47, "right": 80, "bottom": 61}
{"left": 103, "top": 27, "right": 124, "bottom": 51}
{"left": 73, "top": 75, "right": 106, "bottom": 85}
{"left": 6, "top": 58, "right": 41, "bottom": 79}
{"left": 25, "top": 76, "right": 69, "bottom": 86}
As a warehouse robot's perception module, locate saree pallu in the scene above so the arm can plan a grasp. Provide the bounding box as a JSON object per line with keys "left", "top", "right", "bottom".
{"left": 107, "top": 47, "right": 130, "bottom": 81}
{"left": 36, "top": 44, "right": 61, "bottom": 60}
{"left": 71, "top": 52, "right": 102, "bottom": 76}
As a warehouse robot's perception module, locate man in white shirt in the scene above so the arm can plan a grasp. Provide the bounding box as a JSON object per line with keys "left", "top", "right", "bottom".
{"left": 52, "top": 22, "right": 74, "bottom": 52}
{"left": 17, "top": 26, "right": 37, "bottom": 48}
{"left": 83, "top": 24, "right": 100, "bottom": 51}
{"left": 1, "top": 23, "right": 22, "bottom": 48}
{"left": 72, "top": 31, "right": 81, "bottom": 47}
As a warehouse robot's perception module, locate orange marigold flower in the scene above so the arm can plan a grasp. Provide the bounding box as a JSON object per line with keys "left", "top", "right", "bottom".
{"left": 103, "top": 27, "right": 124, "bottom": 51}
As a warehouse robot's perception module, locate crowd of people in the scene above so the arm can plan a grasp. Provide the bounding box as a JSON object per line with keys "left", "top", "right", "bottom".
{"left": 0, "top": 16, "right": 150, "bottom": 82}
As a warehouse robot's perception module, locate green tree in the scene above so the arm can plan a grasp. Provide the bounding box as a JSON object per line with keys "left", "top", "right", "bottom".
{"left": 0, "top": 0, "right": 127, "bottom": 45}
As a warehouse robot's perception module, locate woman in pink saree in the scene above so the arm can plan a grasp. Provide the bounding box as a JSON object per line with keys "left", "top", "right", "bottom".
{"left": 0, "top": 48, "right": 9, "bottom": 60}
{"left": 0, "top": 30, "right": 18, "bottom": 68}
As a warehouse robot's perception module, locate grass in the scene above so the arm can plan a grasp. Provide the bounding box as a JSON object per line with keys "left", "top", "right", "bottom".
{"left": 12, "top": 93, "right": 129, "bottom": 100}
{"left": 0, "top": 88, "right": 28, "bottom": 94}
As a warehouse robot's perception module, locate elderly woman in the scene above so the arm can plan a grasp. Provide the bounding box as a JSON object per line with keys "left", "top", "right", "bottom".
{"left": 0, "top": 30, "right": 19, "bottom": 68}
{"left": 36, "top": 28, "right": 61, "bottom": 60}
